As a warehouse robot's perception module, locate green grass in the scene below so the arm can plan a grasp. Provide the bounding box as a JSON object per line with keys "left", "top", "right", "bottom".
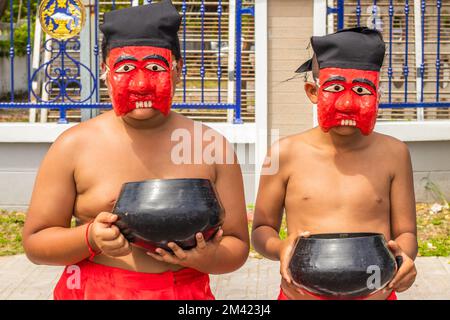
{"left": 418, "top": 238, "right": 450, "bottom": 257}
{"left": 0, "top": 210, "right": 25, "bottom": 256}
{"left": 416, "top": 203, "right": 450, "bottom": 257}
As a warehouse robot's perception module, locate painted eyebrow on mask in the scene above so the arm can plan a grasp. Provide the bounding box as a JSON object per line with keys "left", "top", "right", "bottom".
{"left": 322, "top": 76, "right": 346, "bottom": 86}
{"left": 352, "top": 78, "right": 376, "bottom": 91}
{"left": 113, "top": 55, "right": 138, "bottom": 67}
{"left": 142, "top": 55, "right": 170, "bottom": 68}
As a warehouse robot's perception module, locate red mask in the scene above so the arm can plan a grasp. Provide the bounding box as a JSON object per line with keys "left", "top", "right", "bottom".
{"left": 106, "top": 46, "right": 173, "bottom": 116}
{"left": 317, "top": 68, "right": 380, "bottom": 135}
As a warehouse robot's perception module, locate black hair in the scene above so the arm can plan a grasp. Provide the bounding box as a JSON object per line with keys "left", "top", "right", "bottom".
{"left": 311, "top": 54, "right": 319, "bottom": 81}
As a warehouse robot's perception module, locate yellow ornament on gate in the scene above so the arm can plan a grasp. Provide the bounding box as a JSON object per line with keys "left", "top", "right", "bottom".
{"left": 39, "top": 0, "right": 86, "bottom": 40}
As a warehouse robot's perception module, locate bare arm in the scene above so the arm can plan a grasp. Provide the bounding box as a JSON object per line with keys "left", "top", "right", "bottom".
{"left": 251, "top": 140, "right": 288, "bottom": 261}
{"left": 147, "top": 138, "right": 249, "bottom": 274}
{"left": 385, "top": 141, "right": 418, "bottom": 292}
{"left": 206, "top": 145, "right": 250, "bottom": 274}
{"left": 22, "top": 129, "right": 91, "bottom": 266}
{"left": 389, "top": 141, "right": 418, "bottom": 260}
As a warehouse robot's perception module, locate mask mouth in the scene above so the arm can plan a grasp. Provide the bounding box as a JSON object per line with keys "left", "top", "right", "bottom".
{"left": 133, "top": 100, "right": 153, "bottom": 109}
{"left": 337, "top": 119, "right": 357, "bottom": 126}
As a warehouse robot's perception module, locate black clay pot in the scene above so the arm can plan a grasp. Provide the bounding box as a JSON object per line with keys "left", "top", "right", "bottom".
{"left": 288, "top": 233, "right": 398, "bottom": 299}
{"left": 112, "top": 179, "right": 225, "bottom": 252}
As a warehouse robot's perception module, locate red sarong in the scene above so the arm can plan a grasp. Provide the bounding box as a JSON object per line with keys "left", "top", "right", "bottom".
{"left": 53, "top": 259, "right": 215, "bottom": 300}
{"left": 277, "top": 288, "right": 397, "bottom": 300}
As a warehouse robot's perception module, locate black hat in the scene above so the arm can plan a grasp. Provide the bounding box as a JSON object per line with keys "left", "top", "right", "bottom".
{"left": 296, "top": 27, "right": 386, "bottom": 73}
{"left": 100, "top": 0, "right": 181, "bottom": 59}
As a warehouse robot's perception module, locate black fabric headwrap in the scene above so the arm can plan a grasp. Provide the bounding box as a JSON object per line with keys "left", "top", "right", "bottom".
{"left": 296, "top": 27, "right": 386, "bottom": 73}
{"left": 100, "top": 0, "right": 181, "bottom": 60}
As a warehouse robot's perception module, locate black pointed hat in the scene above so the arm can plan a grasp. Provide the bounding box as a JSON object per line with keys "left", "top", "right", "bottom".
{"left": 100, "top": 0, "right": 181, "bottom": 59}
{"left": 296, "top": 27, "right": 386, "bottom": 73}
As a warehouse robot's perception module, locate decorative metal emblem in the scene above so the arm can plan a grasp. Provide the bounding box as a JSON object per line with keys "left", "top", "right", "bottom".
{"left": 39, "top": 0, "right": 86, "bottom": 40}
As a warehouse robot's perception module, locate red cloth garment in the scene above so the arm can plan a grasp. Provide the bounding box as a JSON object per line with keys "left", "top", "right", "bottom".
{"left": 53, "top": 259, "right": 215, "bottom": 300}
{"left": 277, "top": 288, "right": 397, "bottom": 300}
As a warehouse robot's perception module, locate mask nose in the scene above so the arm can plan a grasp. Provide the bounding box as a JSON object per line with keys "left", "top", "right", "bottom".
{"left": 129, "top": 69, "right": 153, "bottom": 94}
{"left": 334, "top": 90, "right": 356, "bottom": 113}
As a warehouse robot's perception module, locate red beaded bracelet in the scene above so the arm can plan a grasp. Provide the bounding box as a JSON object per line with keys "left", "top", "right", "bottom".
{"left": 85, "top": 221, "right": 101, "bottom": 261}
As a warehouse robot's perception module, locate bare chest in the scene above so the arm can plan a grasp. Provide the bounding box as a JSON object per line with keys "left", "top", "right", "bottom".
{"left": 284, "top": 150, "right": 392, "bottom": 228}
{"left": 73, "top": 137, "right": 215, "bottom": 221}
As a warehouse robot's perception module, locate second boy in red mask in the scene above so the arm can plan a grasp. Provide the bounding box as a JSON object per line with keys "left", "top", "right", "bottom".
{"left": 317, "top": 67, "right": 379, "bottom": 135}
{"left": 252, "top": 27, "right": 418, "bottom": 300}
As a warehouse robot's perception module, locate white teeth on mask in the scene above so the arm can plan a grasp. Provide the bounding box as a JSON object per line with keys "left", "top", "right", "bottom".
{"left": 135, "top": 101, "right": 153, "bottom": 109}
{"left": 339, "top": 119, "right": 357, "bottom": 126}
{"left": 144, "top": 101, "right": 153, "bottom": 108}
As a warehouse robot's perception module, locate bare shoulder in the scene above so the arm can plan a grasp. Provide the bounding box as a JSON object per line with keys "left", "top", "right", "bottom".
{"left": 49, "top": 112, "right": 113, "bottom": 156}
{"left": 372, "top": 132, "right": 410, "bottom": 157}
{"left": 372, "top": 132, "right": 412, "bottom": 173}
{"left": 269, "top": 128, "right": 314, "bottom": 160}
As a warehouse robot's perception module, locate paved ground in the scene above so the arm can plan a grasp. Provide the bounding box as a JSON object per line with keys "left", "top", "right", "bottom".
{"left": 0, "top": 254, "right": 449, "bottom": 300}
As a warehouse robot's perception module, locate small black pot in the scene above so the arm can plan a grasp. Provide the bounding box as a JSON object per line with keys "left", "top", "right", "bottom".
{"left": 112, "top": 179, "right": 225, "bottom": 252}
{"left": 288, "top": 233, "right": 398, "bottom": 299}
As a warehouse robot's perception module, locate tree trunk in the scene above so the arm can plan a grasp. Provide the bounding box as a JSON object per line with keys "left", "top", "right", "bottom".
{"left": 0, "top": 0, "right": 7, "bottom": 20}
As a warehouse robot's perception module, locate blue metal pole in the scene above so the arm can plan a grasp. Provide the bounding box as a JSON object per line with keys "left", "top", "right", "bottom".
{"left": 337, "top": 0, "right": 344, "bottom": 30}
{"left": 94, "top": 0, "right": 100, "bottom": 103}
{"left": 420, "top": 0, "right": 426, "bottom": 103}
{"left": 234, "top": 0, "right": 243, "bottom": 123}
{"left": 59, "top": 40, "right": 68, "bottom": 124}
{"left": 403, "top": 0, "right": 409, "bottom": 102}
{"left": 372, "top": 0, "right": 377, "bottom": 29}
{"left": 182, "top": 0, "right": 187, "bottom": 103}
{"left": 112, "top": 0, "right": 116, "bottom": 10}
{"left": 388, "top": 0, "right": 393, "bottom": 104}
{"left": 200, "top": 0, "right": 205, "bottom": 103}
{"left": 9, "top": 0, "right": 15, "bottom": 102}
{"left": 356, "top": 0, "right": 361, "bottom": 27}
{"left": 436, "top": 0, "right": 442, "bottom": 102}
{"left": 58, "top": 106, "right": 68, "bottom": 124}
{"left": 217, "top": 0, "right": 223, "bottom": 103}
{"left": 0, "top": 101, "right": 238, "bottom": 110}
{"left": 27, "top": 0, "right": 31, "bottom": 102}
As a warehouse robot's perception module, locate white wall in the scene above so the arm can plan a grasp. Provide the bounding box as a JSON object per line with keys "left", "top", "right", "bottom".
{"left": 0, "top": 56, "right": 28, "bottom": 96}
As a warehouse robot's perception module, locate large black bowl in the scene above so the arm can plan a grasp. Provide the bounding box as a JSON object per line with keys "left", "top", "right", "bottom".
{"left": 288, "top": 233, "right": 398, "bottom": 299}
{"left": 112, "top": 179, "right": 225, "bottom": 252}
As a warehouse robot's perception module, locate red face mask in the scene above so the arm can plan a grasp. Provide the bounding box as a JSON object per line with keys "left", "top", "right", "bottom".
{"left": 317, "top": 67, "right": 380, "bottom": 135}
{"left": 106, "top": 46, "right": 174, "bottom": 116}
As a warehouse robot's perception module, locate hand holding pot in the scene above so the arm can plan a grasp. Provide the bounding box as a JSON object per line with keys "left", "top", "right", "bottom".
{"left": 147, "top": 228, "right": 224, "bottom": 273}
{"left": 387, "top": 240, "right": 417, "bottom": 292}
{"left": 89, "top": 212, "right": 131, "bottom": 257}
{"left": 280, "top": 231, "right": 310, "bottom": 286}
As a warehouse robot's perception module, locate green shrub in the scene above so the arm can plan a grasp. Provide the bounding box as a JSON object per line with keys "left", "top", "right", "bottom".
{"left": 0, "top": 22, "right": 34, "bottom": 57}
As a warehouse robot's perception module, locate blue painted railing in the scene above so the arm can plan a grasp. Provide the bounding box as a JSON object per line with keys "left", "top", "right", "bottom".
{"left": 330, "top": 0, "right": 450, "bottom": 110}
{"left": 1, "top": 0, "right": 251, "bottom": 124}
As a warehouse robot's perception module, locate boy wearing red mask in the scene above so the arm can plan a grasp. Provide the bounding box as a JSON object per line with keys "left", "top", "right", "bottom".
{"left": 252, "top": 27, "right": 417, "bottom": 300}
{"left": 23, "top": 0, "right": 249, "bottom": 300}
